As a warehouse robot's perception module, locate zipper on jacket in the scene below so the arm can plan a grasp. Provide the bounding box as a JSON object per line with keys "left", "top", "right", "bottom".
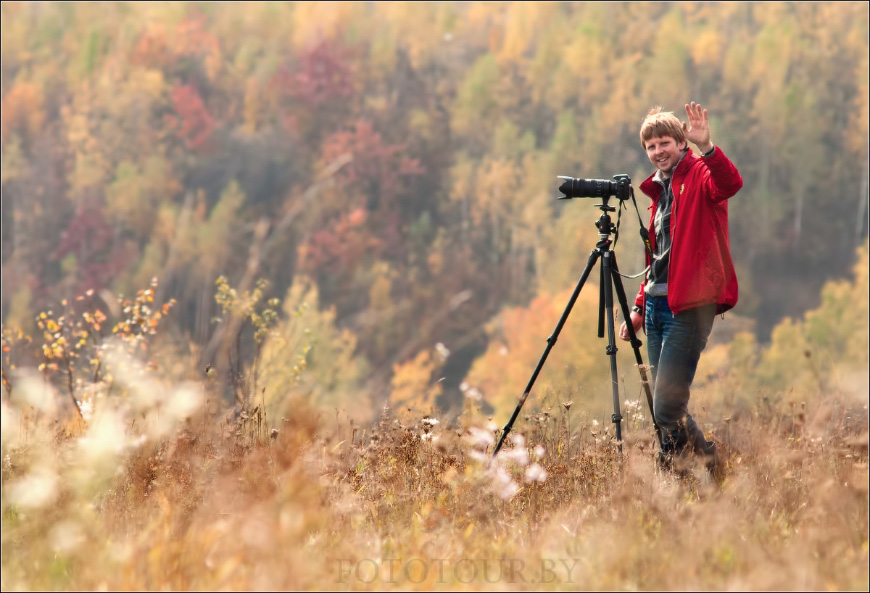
{"left": 669, "top": 172, "right": 680, "bottom": 318}
{"left": 642, "top": 196, "right": 658, "bottom": 315}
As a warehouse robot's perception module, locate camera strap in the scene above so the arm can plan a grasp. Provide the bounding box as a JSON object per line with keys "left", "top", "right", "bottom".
{"left": 630, "top": 187, "right": 654, "bottom": 259}
{"left": 616, "top": 187, "right": 653, "bottom": 280}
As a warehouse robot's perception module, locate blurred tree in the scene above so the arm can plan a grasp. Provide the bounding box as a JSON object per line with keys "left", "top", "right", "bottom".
{"left": 105, "top": 154, "right": 182, "bottom": 238}
{"left": 451, "top": 54, "right": 501, "bottom": 150}
{"left": 259, "top": 275, "right": 371, "bottom": 423}
{"left": 638, "top": 8, "right": 690, "bottom": 115}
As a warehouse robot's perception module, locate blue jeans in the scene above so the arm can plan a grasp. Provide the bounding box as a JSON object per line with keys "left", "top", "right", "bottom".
{"left": 644, "top": 296, "right": 716, "bottom": 454}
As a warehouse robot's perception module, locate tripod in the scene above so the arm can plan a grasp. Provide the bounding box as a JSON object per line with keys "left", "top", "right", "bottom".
{"left": 492, "top": 196, "right": 663, "bottom": 456}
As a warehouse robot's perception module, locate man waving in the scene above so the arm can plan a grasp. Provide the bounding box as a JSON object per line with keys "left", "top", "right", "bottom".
{"left": 619, "top": 102, "right": 743, "bottom": 474}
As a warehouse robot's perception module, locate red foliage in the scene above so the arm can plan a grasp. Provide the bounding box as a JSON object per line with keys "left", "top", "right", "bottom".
{"left": 321, "top": 119, "right": 424, "bottom": 210}
{"left": 165, "top": 84, "right": 215, "bottom": 150}
{"left": 171, "top": 11, "right": 220, "bottom": 60}
{"left": 271, "top": 41, "right": 355, "bottom": 106}
{"left": 298, "top": 207, "right": 381, "bottom": 275}
{"left": 132, "top": 11, "right": 219, "bottom": 71}
{"left": 53, "top": 204, "right": 132, "bottom": 293}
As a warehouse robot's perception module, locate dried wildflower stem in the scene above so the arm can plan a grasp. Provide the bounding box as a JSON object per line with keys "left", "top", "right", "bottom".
{"left": 565, "top": 408, "right": 572, "bottom": 459}
{"left": 62, "top": 352, "right": 83, "bottom": 420}
{"left": 1, "top": 367, "right": 12, "bottom": 399}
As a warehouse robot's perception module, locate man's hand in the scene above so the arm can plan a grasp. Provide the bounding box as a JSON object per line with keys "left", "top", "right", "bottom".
{"left": 683, "top": 102, "right": 713, "bottom": 154}
{"left": 618, "top": 311, "right": 643, "bottom": 342}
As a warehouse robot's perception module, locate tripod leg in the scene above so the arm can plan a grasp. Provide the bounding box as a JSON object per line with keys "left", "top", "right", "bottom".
{"left": 609, "top": 252, "right": 664, "bottom": 450}
{"left": 493, "top": 248, "right": 601, "bottom": 456}
{"left": 601, "top": 251, "right": 623, "bottom": 451}
{"left": 598, "top": 264, "right": 606, "bottom": 338}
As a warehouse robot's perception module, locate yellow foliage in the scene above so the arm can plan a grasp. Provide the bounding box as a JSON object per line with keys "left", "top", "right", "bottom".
{"left": 804, "top": 240, "right": 870, "bottom": 368}
{"left": 497, "top": 2, "right": 559, "bottom": 65}
{"left": 390, "top": 349, "right": 443, "bottom": 410}
{"left": 690, "top": 28, "right": 725, "bottom": 68}
{"left": 749, "top": 241, "right": 869, "bottom": 405}
{"left": 382, "top": 2, "right": 453, "bottom": 69}
{"left": 757, "top": 318, "right": 815, "bottom": 399}
{"left": 848, "top": 51, "right": 869, "bottom": 153}
{"left": 70, "top": 150, "right": 110, "bottom": 199}
{"left": 368, "top": 272, "right": 393, "bottom": 313}
{"left": 473, "top": 157, "right": 515, "bottom": 225}
{"left": 290, "top": 2, "right": 362, "bottom": 50}
{"left": 3, "top": 285, "right": 35, "bottom": 337}
{"left": 196, "top": 181, "right": 246, "bottom": 278}
{"left": 259, "top": 276, "right": 372, "bottom": 423}
{"left": 467, "top": 286, "right": 632, "bottom": 418}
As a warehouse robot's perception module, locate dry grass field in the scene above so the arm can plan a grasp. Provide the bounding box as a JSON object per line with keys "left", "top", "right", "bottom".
{"left": 2, "top": 370, "right": 867, "bottom": 591}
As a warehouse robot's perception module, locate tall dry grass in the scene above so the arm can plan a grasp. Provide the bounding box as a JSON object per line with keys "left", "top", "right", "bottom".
{"left": 2, "top": 358, "right": 867, "bottom": 591}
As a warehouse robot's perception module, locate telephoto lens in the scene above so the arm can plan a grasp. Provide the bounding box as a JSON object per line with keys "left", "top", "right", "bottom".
{"left": 558, "top": 177, "right": 616, "bottom": 199}
{"left": 557, "top": 174, "right": 631, "bottom": 201}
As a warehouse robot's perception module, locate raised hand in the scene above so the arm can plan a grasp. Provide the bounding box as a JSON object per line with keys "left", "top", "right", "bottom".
{"left": 683, "top": 102, "right": 713, "bottom": 154}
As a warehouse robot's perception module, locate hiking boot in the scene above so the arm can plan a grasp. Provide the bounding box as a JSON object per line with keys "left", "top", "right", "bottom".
{"left": 657, "top": 428, "right": 688, "bottom": 473}
{"left": 657, "top": 448, "right": 694, "bottom": 477}
{"left": 702, "top": 441, "right": 724, "bottom": 483}
{"left": 657, "top": 450, "right": 674, "bottom": 471}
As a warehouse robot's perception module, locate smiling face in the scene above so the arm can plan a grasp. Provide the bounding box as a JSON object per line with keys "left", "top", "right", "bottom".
{"left": 645, "top": 135, "right": 686, "bottom": 178}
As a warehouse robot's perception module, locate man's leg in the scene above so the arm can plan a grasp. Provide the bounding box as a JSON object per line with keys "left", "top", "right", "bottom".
{"left": 644, "top": 296, "right": 664, "bottom": 391}
{"left": 644, "top": 296, "right": 669, "bottom": 455}
{"left": 649, "top": 301, "right": 717, "bottom": 455}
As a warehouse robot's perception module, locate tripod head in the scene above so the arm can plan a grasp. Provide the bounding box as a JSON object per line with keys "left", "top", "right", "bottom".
{"left": 593, "top": 197, "right": 618, "bottom": 243}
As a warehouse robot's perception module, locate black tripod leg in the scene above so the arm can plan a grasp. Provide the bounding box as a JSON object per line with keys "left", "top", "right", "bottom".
{"left": 597, "top": 264, "right": 606, "bottom": 338}
{"left": 601, "top": 251, "right": 623, "bottom": 451}
{"left": 493, "top": 248, "right": 601, "bottom": 456}
{"left": 609, "top": 253, "right": 664, "bottom": 450}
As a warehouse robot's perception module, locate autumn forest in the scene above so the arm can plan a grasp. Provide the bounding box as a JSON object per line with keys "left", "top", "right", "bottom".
{"left": 2, "top": 3, "right": 869, "bottom": 591}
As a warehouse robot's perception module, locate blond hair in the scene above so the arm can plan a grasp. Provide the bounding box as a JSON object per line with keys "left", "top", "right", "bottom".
{"left": 640, "top": 106, "right": 686, "bottom": 149}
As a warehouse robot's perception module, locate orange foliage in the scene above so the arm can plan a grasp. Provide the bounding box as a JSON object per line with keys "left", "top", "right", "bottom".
{"left": 0, "top": 81, "right": 45, "bottom": 146}
{"left": 390, "top": 349, "right": 443, "bottom": 410}
{"left": 131, "top": 24, "right": 170, "bottom": 69}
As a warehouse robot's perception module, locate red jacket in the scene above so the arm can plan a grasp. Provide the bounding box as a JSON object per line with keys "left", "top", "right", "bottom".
{"left": 634, "top": 146, "right": 743, "bottom": 316}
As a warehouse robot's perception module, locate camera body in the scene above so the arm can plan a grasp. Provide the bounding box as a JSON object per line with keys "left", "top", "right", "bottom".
{"left": 558, "top": 174, "right": 631, "bottom": 201}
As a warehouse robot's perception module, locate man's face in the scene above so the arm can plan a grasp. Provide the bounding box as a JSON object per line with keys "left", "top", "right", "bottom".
{"left": 645, "top": 135, "right": 686, "bottom": 177}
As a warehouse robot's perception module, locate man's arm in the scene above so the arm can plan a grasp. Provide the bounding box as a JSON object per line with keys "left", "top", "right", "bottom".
{"left": 700, "top": 147, "right": 743, "bottom": 201}
{"left": 683, "top": 101, "right": 742, "bottom": 201}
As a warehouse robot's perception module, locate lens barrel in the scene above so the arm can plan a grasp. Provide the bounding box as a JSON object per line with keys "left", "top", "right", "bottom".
{"left": 558, "top": 177, "right": 616, "bottom": 199}
{"left": 557, "top": 175, "right": 631, "bottom": 201}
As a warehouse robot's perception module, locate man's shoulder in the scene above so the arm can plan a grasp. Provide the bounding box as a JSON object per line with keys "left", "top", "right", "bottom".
{"left": 674, "top": 152, "right": 706, "bottom": 183}
{"left": 682, "top": 151, "right": 704, "bottom": 170}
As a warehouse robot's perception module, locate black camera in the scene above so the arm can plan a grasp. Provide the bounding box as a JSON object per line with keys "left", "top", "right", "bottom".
{"left": 557, "top": 174, "right": 631, "bottom": 201}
